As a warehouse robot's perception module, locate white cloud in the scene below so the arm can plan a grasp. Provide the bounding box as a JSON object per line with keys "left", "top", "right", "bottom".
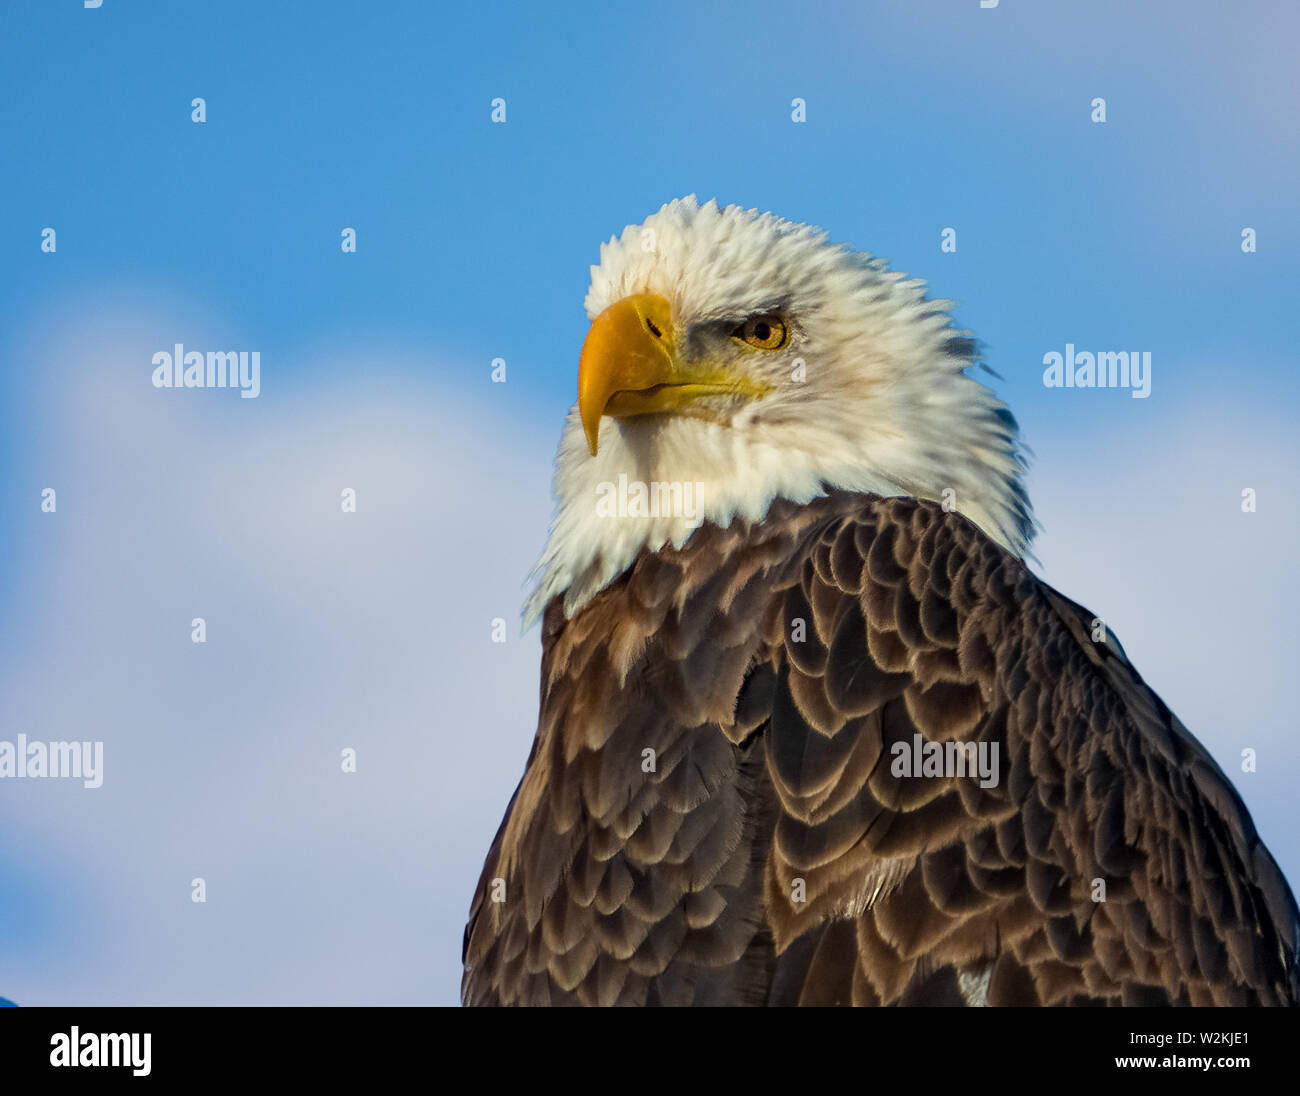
{"left": 1, "top": 307, "right": 551, "bottom": 1005}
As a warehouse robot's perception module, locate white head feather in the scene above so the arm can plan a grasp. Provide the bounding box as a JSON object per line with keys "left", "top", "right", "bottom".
{"left": 524, "top": 196, "right": 1034, "bottom": 627}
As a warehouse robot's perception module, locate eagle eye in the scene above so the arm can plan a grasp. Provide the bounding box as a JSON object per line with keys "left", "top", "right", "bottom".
{"left": 733, "top": 314, "right": 788, "bottom": 351}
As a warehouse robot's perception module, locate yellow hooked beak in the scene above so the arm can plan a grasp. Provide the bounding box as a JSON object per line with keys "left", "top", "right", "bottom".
{"left": 577, "top": 293, "right": 764, "bottom": 456}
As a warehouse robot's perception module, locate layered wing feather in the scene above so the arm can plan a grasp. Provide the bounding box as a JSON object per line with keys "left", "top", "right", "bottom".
{"left": 463, "top": 494, "right": 1300, "bottom": 1006}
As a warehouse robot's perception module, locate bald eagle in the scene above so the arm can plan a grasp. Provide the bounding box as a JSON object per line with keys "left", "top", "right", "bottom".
{"left": 462, "top": 197, "right": 1299, "bottom": 1006}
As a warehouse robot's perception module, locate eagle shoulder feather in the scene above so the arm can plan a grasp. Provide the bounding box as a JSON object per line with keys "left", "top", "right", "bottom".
{"left": 462, "top": 493, "right": 1300, "bottom": 1006}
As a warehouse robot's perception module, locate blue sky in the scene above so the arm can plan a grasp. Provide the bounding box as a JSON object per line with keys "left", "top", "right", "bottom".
{"left": 1, "top": 1, "right": 1296, "bottom": 1004}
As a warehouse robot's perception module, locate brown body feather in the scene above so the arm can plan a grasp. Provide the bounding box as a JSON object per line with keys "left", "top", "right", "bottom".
{"left": 462, "top": 493, "right": 1300, "bottom": 1006}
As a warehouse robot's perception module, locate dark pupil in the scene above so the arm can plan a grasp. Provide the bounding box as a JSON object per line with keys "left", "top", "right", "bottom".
{"left": 753, "top": 322, "right": 770, "bottom": 341}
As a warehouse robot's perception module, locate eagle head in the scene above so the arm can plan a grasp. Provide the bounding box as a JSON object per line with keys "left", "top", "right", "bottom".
{"left": 525, "top": 196, "right": 1034, "bottom": 626}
